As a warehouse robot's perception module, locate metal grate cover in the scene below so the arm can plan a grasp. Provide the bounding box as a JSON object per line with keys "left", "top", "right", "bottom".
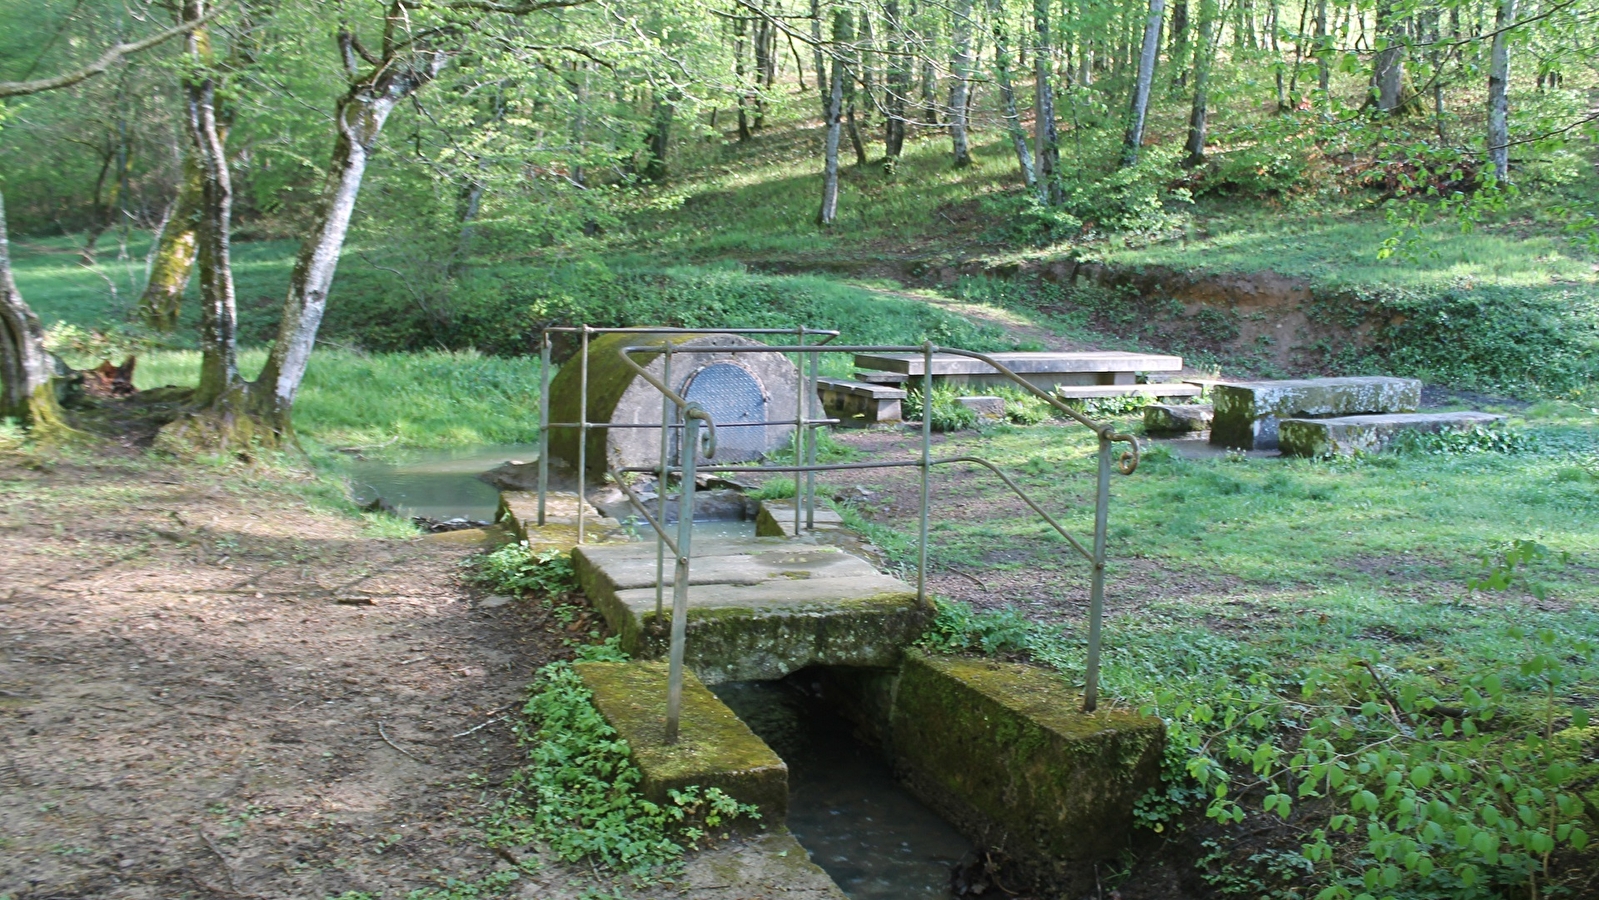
{"left": 682, "top": 362, "right": 769, "bottom": 459}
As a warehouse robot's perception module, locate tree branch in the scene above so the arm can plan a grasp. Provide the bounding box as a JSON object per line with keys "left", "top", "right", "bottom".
{"left": 439, "top": 0, "right": 592, "bottom": 12}
{"left": 0, "top": 2, "right": 231, "bottom": 98}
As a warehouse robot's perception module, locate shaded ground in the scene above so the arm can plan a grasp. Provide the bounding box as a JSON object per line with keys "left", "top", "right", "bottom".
{"left": 0, "top": 454, "right": 837, "bottom": 900}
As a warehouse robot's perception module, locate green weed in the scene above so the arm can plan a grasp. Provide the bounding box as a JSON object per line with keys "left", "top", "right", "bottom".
{"left": 483, "top": 662, "right": 759, "bottom": 873}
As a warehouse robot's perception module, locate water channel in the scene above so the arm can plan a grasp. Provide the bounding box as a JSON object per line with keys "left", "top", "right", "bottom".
{"left": 715, "top": 678, "right": 972, "bottom": 900}
{"left": 349, "top": 448, "right": 963, "bottom": 897}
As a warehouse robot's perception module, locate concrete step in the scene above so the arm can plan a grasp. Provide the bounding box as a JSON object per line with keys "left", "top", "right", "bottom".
{"left": 572, "top": 539, "right": 926, "bottom": 684}
{"left": 1210, "top": 377, "right": 1422, "bottom": 450}
{"left": 1279, "top": 412, "right": 1507, "bottom": 457}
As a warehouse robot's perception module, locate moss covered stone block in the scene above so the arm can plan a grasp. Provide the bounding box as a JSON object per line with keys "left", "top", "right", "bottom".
{"left": 1210, "top": 376, "right": 1421, "bottom": 450}
{"left": 574, "top": 660, "right": 788, "bottom": 823}
{"left": 1278, "top": 412, "right": 1506, "bottom": 457}
{"left": 890, "top": 651, "right": 1164, "bottom": 891}
{"left": 573, "top": 540, "right": 927, "bottom": 684}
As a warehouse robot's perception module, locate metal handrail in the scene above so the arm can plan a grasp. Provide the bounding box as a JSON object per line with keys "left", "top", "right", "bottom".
{"left": 535, "top": 328, "right": 1142, "bottom": 739}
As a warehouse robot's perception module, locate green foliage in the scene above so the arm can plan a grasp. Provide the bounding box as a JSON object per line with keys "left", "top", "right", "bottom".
{"left": 469, "top": 544, "right": 577, "bottom": 597}
{"left": 483, "top": 662, "right": 758, "bottom": 873}
{"left": 903, "top": 385, "right": 979, "bottom": 432}
{"left": 747, "top": 477, "right": 796, "bottom": 501}
{"left": 1468, "top": 540, "right": 1571, "bottom": 601}
{"left": 1054, "top": 144, "right": 1194, "bottom": 236}
{"left": 1391, "top": 424, "right": 1539, "bottom": 456}
{"left": 987, "top": 386, "right": 1058, "bottom": 425}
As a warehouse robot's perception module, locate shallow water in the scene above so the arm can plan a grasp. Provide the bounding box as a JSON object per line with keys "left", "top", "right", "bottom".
{"left": 714, "top": 679, "right": 970, "bottom": 900}
{"left": 348, "top": 444, "right": 542, "bottom": 521}
{"left": 349, "top": 446, "right": 764, "bottom": 540}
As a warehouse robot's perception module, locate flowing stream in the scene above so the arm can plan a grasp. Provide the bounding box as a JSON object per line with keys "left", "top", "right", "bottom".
{"left": 714, "top": 679, "right": 971, "bottom": 900}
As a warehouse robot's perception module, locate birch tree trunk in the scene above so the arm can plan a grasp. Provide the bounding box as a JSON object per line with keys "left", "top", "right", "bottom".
{"left": 244, "top": 50, "right": 447, "bottom": 434}
{"left": 1123, "top": 0, "right": 1166, "bottom": 165}
{"left": 1033, "top": 0, "right": 1062, "bottom": 204}
{"left": 948, "top": 0, "right": 976, "bottom": 168}
{"left": 818, "top": 7, "right": 847, "bottom": 225}
{"left": 988, "top": 0, "right": 1036, "bottom": 191}
{"left": 1184, "top": 0, "right": 1217, "bottom": 166}
{"left": 183, "top": 32, "right": 239, "bottom": 407}
{"left": 1486, "top": 0, "right": 1515, "bottom": 180}
{"left": 137, "top": 151, "right": 202, "bottom": 332}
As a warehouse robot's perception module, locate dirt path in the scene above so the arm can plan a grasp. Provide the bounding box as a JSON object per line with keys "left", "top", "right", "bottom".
{"left": 0, "top": 455, "right": 831, "bottom": 900}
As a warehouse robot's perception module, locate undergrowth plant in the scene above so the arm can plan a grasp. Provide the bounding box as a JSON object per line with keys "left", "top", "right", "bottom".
{"left": 469, "top": 543, "right": 577, "bottom": 597}
{"left": 482, "top": 661, "right": 759, "bottom": 874}
{"left": 903, "top": 385, "right": 980, "bottom": 432}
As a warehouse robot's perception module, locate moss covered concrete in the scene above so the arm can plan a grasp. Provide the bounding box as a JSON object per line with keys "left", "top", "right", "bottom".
{"left": 890, "top": 651, "right": 1165, "bottom": 893}
{"left": 1278, "top": 411, "right": 1506, "bottom": 457}
{"left": 575, "top": 659, "right": 789, "bottom": 823}
{"left": 574, "top": 541, "right": 927, "bottom": 683}
{"left": 1210, "top": 376, "right": 1421, "bottom": 449}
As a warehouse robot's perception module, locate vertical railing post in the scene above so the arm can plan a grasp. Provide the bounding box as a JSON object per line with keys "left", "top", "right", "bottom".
{"left": 576, "top": 326, "right": 590, "bottom": 544}
{"left": 917, "top": 342, "right": 934, "bottom": 604}
{"left": 1083, "top": 434, "right": 1113, "bottom": 712}
{"left": 656, "top": 344, "right": 673, "bottom": 620}
{"left": 794, "top": 326, "right": 805, "bottom": 536}
{"left": 665, "top": 413, "right": 700, "bottom": 744}
{"left": 805, "top": 341, "right": 818, "bottom": 531}
{"left": 537, "top": 330, "right": 551, "bottom": 527}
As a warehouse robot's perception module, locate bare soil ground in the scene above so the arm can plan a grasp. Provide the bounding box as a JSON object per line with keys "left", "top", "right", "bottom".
{"left": 0, "top": 454, "right": 837, "bottom": 900}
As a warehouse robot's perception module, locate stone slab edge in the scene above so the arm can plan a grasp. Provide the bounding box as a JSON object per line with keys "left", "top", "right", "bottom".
{"left": 574, "top": 659, "right": 789, "bottom": 824}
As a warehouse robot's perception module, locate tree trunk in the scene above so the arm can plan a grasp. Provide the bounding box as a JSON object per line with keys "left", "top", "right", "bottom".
{"left": 183, "top": 52, "right": 239, "bottom": 407}
{"left": 643, "top": 92, "right": 673, "bottom": 182}
{"left": 1486, "top": 0, "right": 1515, "bottom": 181}
{"left": 247, "top": 55, "right": 441, "bottom": 434}
{"left": 883, "top": 0, "right": 908, "bottom": 167}
{"left": 1315, "top": 0, "right": 1328, "bottom": 91}
{"left": 1123, "top": 0, "right": 1166, "bottom": 165}
{"left": 1373, "top": 0, "right": 1406, "bottom": 111}
{"left": 988, "top": 0, "right": 1036, "bottom": 190}
{"left": 735, "top": 16, "right": 753, "bottom": 142}
{"left": 1170, "top": 0, "right": 1190, "bottom": 88}
{"left": 1185, "top": 0, "right": 1217, "bottom": 166}
{"left": 137, "top": 150, "right": 202, "bottom": 332}
{"left": 818, "top": 7, "right": 847, "bottom": 225}
{"left": 948, "top": 0, "right": 976, "bottom": 168}
{"left": 1033, "top": 0, "right": 1061, "bottom": 203}
{"left": 0, "top": 190, "right": 70, "bottom": 431}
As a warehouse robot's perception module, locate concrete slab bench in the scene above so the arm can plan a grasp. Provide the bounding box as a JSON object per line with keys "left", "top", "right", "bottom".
{"left": 1055, "top": 383, "right": 1201, "bottom": 400}
{"left": 815, "top": 376, "right": 907, "bottom": 425}
{"left": 1279, "top": 412, "right": 1507, "bottom": 457}
{"left": 1210, "top": 376, "right": 1422, "bottom": 450}
{"left": 853, "top": 350, "right": 1183, "bottom": 390}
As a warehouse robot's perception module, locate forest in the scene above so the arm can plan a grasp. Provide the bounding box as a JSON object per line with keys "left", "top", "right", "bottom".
{"left": 1, "top": 0, "right": 1598, "bottom": 898}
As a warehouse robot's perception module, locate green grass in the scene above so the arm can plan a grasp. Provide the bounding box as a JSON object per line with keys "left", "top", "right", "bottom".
{"left": 136, "top": 348, "right": 544, "bottom": 452}
{"left": 1096, "top": 199, "right": 1599, "bottom": 293}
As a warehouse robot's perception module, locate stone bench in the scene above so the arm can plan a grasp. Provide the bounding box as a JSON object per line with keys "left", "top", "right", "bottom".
{"left": 1279, "top": 412, "right": 1507, "bottom": 457}
{"left": 815, "top": 377, "right": 906, "bottom": 425}
{"left": 853, "top": 350, "right": 1183, "bottom": 391}
{"left": 1210, "top": 377, "right": 1421, "bottom": 450}
{"left": 1055, "top": 383, "right": 1202, "bottom": 400}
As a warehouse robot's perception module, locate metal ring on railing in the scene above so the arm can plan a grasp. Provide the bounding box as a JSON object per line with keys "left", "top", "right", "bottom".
{"left": 685, "top": 404, "right": 718, "bottom": 459}
{"left": 1105, "top": 430, "right": 1141, "bottom": 475}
